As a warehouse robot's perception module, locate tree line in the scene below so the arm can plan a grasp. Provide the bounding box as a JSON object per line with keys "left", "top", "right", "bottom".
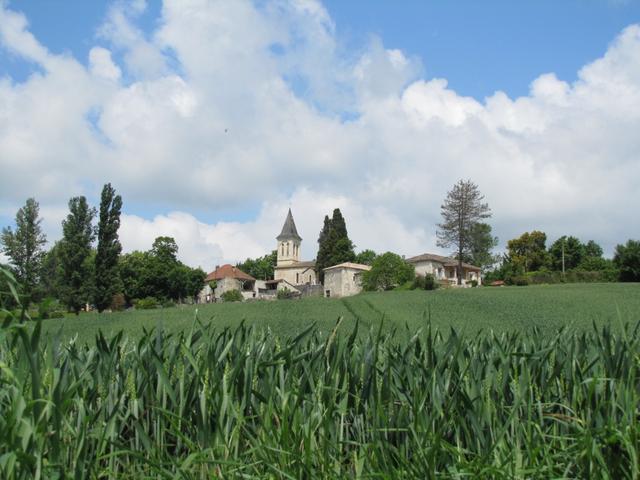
{"left": 0, "top": 185, "right": 205, "bottom": 315}
{"left": 486, "top": 231, "right": 640, "bottom": 284}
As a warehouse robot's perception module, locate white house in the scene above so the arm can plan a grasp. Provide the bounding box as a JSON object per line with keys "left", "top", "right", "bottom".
{"left": 405, "top": 253, "right": 481, "bottom": 286}
{"left": 323, "top": 262, "right": 371, "bottom": 298}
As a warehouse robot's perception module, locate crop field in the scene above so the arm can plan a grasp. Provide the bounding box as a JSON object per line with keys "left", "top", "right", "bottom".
{"left": 3, "top": 282, "right": 640, "bottom": 477}
{"left": 40, "top": 283, "right": 640, "bottom": 344}
{"left": 2, "top": 309, "right": 640, "bottom": 477}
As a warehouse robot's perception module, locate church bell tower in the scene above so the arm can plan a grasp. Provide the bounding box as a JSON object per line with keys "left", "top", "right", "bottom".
{"left": 276, "top": 209, "right": 302, "bottom": 267}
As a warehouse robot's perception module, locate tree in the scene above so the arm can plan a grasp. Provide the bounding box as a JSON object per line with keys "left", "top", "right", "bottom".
{"left": 548, "top": 236, "right": 584, "bottom": 272}
{"left": 237, "top": 250, "right": 277, "bottom": 280}
{"left": 95, "top": 184, "right": 123, "bottom": 312}
{"left": 0, "top": 198, "right": 47, "bottom": 306}
{"left": 362, "top": 252, "right": 415, "bottom": 291}
{"left": 59, "top": 196, "right": 96, "bottom": 314}
{"left": 613, "top": 240, "right": 640, "bottom": 282}
{"left": 506, "top": 231, "right": 548, "bottom": 273}
{"left": 315, "top": 215, "right": 333, "bottom": 283}
{"left": 436, "top": 180, "right": 491, "bottom": 285}
{"left": 38, "top": 242, "right": 63, "bottom": 301}
{"left": 354, "top": 249, "right": 377, "bottom": 266}
{"left": 463, "top": 223, "right": 498, "bottom": 270}
{"left": 583, "top": 240, "right": 604, "bottom": 259}
{"left": 316, "top": 209, "right": 356, "bottom": 283}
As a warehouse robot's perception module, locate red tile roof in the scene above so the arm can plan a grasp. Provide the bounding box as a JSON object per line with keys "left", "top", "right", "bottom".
{"left": 204, "top": 264, "right": 255, "bottom": 282}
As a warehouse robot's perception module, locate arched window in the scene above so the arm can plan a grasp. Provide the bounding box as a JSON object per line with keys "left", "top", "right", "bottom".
{"left": 286, "top": 243, "right": 289, "bottom": 256}
{"left": 281, "top": 243, "right": 284, "bottom": 256}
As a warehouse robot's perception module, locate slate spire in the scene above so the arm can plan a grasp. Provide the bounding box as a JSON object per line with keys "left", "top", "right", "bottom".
{"left": 277, "top": 208, "right": 302, "bottom": 241}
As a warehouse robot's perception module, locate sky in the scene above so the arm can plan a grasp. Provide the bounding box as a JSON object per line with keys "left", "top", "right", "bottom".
{"left": 1, "top": 0, "right": 639, "bottom": 269}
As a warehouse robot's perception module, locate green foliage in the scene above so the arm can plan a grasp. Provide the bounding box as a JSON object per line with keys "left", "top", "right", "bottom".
{"left": 411, "top": 274, "right": 438, "bottom": 291}
{"left": 354, "top": 249, "right": 377, "bottom": 266}
{"left": 277, "top": 287, "right": 298, "bottom": 299}
{"left": 59, "top": 196, "right": 96, "bottom": 315}
{"left": 3, "top": 298, "right": 640, "bottom": 477}
{"left": 0, "top": 197, "right": 47, "bottom": 306}
{"left": 614, "top": 239, "right": 640, "bottom": 282}
{"left": 463, "top": 222, "right": 498, "bottom": 269}
{"left": 236, "top": 250, "right": 277, "bottom": 280}
{"left": 134, "top": 296, "right": 159, "bottom": 309}
{"left": 437, "top": 179, "right": 492, "bottom": 284}
{"left": 95, "top": 183, "right": 123, "bottom": 312}
{"left": 548, "top": 235, "right": 584, "bottom": 271}
{"left": 37, "top": 297, "right": 65, "bottom": 319}
{"left": 316, "top": 209, "right": 356, "bottom": 283}
{"left": 37, "top": 242, "right": 63, "bottom": 301}
{"left": 221, "top": 289, "right": 243, "bottom": 302}
{"left": 363, "top": 252, "right": 415, "bottom": 291}
{"left": 507, "top": 231, "right": 549, "bottom": 273}
{"left": 110, "top": 292, "right": 126, "bottom": 311}
{"left": 118, "top": 239, "right": 206, "bottom": 304}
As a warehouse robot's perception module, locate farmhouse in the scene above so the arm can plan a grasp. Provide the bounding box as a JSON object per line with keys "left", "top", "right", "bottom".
{"left": 323, "top": 262, "right": 371, "bottom": 298}
{"left": 199, "top": 264, "right": 257, "bottom": 302}
{"left": 273, "top": 209, "right": 318, "bottom": 287}
{"left": 406, "top": 253, "right": 481, "bottom": 286}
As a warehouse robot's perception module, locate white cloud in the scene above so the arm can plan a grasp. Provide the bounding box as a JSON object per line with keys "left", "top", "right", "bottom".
{"left": 0, "top": 1, "right": 639, "bottom": 267}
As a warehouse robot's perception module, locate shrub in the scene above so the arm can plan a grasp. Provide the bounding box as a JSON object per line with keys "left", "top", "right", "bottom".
{"left": 37, "top": 297, "right": 66, "bottom": 319}
{"left": 424, "top": 274, "right": 439, "bottom": 291}
{"left": 221, "top": 289, "right": 243, "bottom": 302}
{"left": 412, "top": 275, "right": 426, "bottom": 290}
{"left": 134, "top": 297, "right": 159, "bottom": 309}
{"left": 111, "top": 293, "right": 126, "bottom": 311}
{"left": 161, "top": 299, "right": 176, "bottom": 308}
{"left": 277, "top": 287, "right": 297, "bottom": 300}
{"left": 470, "top": 279, "right": 478, "bottom": 288}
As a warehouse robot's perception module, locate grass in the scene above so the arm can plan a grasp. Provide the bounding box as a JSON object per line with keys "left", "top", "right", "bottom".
{"left": 40, "top": 283, "right": 640, "bottom": 344}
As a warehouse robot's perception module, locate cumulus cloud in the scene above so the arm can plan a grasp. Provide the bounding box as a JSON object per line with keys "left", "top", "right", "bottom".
{"left": 0, "top": 1, "right": 639, "bottom": 268}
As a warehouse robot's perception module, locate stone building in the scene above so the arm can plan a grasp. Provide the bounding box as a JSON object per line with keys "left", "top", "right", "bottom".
{"left": 405, "top": 253, "right": 481, "bottom": 286}
{"left": 273, "top": 209, "right": 318, "bottom": 286}
{"left": 323, "top": 262, "right": 371, "bottom": 298}
{"left": 199, "top": 264, "right": 257, "bottom": 302}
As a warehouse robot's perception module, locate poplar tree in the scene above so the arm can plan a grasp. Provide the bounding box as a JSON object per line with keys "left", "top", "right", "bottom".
{"left": 436, "top": 180, "right": 491, "bottom": 285}
{"left": 94, "top": 184, "right": 123, "bottom": 312}
{"left": 59, "top": 196, "right": 96, "bottom": 314}
{"left": 0, "top": 198, "right": 47, "bottom": 307}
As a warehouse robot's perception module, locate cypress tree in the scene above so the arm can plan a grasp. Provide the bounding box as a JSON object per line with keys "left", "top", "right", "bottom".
{"left": 316, "top": 215, "right": 332, "bottom": 283}
{"left": 59, "top": 196, "right": 96, "bottom": 315}
{"left": 315, "top": 209, "right": 355, "bottom": 283}
{"left": 94, "top": 184, "right": 123, "bottom": 312}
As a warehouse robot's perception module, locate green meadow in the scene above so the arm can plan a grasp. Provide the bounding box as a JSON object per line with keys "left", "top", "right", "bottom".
{"left": 41, "top": 283, "right": 640, "bottom": 344}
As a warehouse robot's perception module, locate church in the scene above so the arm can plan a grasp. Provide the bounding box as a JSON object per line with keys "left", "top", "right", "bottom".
{"left": 273, "top": 209, "right": 318, "bottom": 286}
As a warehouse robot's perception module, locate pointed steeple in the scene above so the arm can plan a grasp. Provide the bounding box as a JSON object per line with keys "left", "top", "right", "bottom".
{"left": 277, "top": 208, "right": 302, "bottom": 241}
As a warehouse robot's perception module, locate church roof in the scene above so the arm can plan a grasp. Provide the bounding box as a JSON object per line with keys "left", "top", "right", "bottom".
{"left": 277, "top": 208, "right": 302, "bottom": 241}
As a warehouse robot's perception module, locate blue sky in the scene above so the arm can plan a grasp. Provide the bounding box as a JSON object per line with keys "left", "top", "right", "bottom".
{"left": 4, "top": 0, "right": 639, "bottom": 100}
{"left": 1, "top": 1, "right": 640, "bottom": 267}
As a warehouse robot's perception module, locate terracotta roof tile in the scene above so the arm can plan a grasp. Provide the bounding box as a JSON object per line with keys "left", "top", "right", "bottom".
{"left": 204, "top": 264, "right": 256, "bottom": 282}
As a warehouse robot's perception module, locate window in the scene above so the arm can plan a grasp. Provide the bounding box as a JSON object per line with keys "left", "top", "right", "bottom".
{"left": 325, "top": 290, "right": 331, "bottom": 298}
{"left": 286, "top": 243, "right": 289, "bottom": 256}
{"left": 281, "top": 244, "right": 284, "bottom": 256}
{"left": 296, "top": 273, "right": 299, "bottom": 283}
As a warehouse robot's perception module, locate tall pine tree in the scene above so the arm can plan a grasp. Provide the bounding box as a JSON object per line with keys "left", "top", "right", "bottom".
{"left": 59, "top": 196, "right": 96, "bottom": 314}
{"left": 315, "top": 209, "right": 355, "bottom": 283}
{"left": 95, "top": 184, "right": 123, "bottom": 312}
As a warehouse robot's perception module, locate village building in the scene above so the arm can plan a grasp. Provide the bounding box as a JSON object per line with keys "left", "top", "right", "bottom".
{"left": 323, "top": 262, "right": 371, "bottom": 298}
{"left": 406, "top": 253, "right": 481, "bottom": 286}
{"left": 199, "top": 264, "right": 257, "bottom": 302}
{"left": 273, "top": 209, "right": 318, "bottom": 286}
